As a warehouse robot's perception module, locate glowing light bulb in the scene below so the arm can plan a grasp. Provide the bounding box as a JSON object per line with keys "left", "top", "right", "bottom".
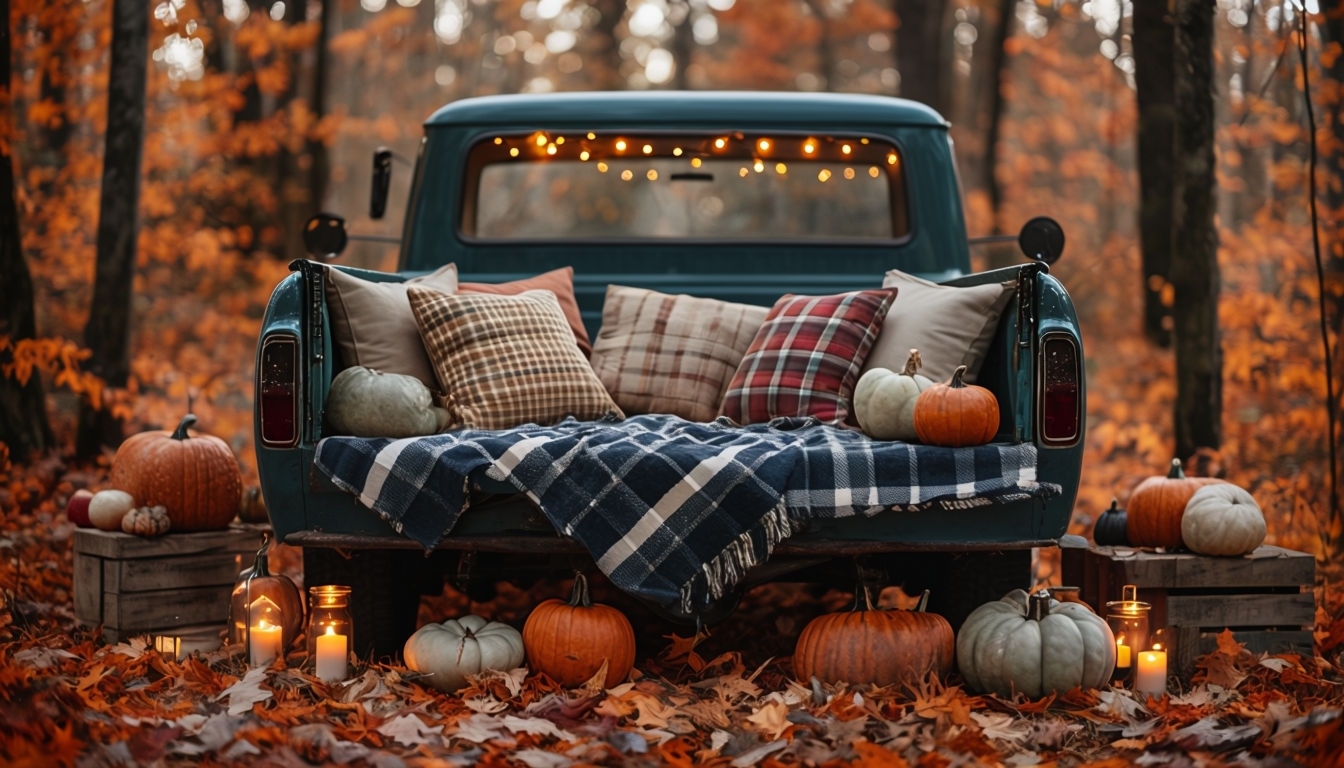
{"left": 615, "top": 139, "right": 628, "bottom": 152}
{"left": 757, "top": 138, "right": 771, "bottom": 152}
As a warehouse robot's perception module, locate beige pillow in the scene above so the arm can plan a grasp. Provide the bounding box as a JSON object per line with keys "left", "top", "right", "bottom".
{"left": 324, "top": 263, "right": 460, "bottom": 387}
{"left": 407, "top": 287, "right": 622, "bottom": 430}
{"left": 863, "top": 270, "right": 1015, "bottom": 384}
{"left": 590, "top": 285, "right": 768, "bottom": 422}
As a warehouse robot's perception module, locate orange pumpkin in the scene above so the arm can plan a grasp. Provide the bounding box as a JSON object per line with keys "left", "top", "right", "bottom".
{"left": 1124, "top": 458, "right": 1222, "bottom": 549}
{"left": 109, "top": 414, "right": 243, "bottom": 532}
{"left": 522, "top": 573, "right": 635, "bottom": 688}
{"left": 913, "top": 365, "right": 1000, "bottom": 447}
{"left": 793, "top": 588, "right": 954, "bottom": 687}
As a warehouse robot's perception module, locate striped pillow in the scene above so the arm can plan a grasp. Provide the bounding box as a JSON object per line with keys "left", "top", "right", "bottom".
{"left": 590, "top": 285, "right": 769, "bottom": 422}
{"left": 408, "top": 287, "right": 622, "bottom": 430}
{"left": 719, "top": 289, "right": 897, "bottom": 426}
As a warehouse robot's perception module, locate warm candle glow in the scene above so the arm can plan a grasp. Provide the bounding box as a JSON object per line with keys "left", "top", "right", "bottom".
{"left": 249, "top": 620, "right": 283, "bottom": 667}
{"left": 314, "top": 625, "right": 348, "bottom": 683}
{"left": 1115, "top": 640, "right": 1131, "bottom": 669}
{"left": 1135, "top": 649, "right": 1167, "bottom": 696}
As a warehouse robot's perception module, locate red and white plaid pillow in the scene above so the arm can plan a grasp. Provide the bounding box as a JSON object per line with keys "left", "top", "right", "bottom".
{"left": 718, "top": 289, "right": 897, "bottom": 426}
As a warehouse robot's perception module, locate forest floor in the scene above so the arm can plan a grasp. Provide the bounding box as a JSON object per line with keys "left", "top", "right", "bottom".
{"left": 3, "top": 458, "right": 1344, "bottom": 767}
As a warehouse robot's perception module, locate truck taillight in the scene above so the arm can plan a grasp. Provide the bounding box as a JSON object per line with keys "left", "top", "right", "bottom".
{"left": 259, "top": 336, "right": 299, "bottom": 448}
{"left": 1039, "top": 332, "right": 1081, "bottom": 447}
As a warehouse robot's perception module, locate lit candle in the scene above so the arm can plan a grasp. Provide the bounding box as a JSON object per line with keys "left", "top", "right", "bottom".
{"left": 1115, "top": 640, "right": 1131, "bottom": 669}
{"left": 1135, "top": 649, "right": 1167, "bottom": 696}
{"left": 314, "top": 626, "right": 348, "bottom": 682}
{"left": 155, "top": 635, "right": 180, "bottom": 659}
{"left": 249, "top": 620, "right": 283, "bottom": 667}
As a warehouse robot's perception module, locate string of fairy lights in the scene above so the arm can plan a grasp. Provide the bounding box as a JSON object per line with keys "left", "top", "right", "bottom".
{"left": 483, "top": 131, "right": 902, "bottom": 184}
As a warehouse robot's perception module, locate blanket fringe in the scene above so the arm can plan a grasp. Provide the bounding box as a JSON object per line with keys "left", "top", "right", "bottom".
{"left": 683, "top": 500, "right": 793, "bottom": 615}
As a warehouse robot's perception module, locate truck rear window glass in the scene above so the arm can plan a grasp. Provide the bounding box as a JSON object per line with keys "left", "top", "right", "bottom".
{"left": 463, "top": 132, "right": 908, "bottom": 242}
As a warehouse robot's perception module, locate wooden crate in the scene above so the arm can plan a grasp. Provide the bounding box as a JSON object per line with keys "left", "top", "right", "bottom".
{"left": 1061, "top": 543, "right": 1316, "bottom": 680}
{"left": 74, "top": 526, "right": 264, "bottom": 642}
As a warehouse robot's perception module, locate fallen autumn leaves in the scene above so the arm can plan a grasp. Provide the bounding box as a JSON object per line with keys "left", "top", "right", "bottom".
{"left": 3, "top": 469, "right": 1344, "bottom": 766}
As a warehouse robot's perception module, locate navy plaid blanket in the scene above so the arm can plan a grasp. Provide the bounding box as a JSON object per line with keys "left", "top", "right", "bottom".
{"left": 314, "top": 415, "right": 1059, "bottom": 613}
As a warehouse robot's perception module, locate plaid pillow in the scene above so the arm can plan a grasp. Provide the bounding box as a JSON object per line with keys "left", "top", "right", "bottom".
{"left": 324, "top": 262, "right": 459, "bottom": 387}
{"left": 590, "top": 285, "right": 769, "bottom": 422}
{"left": 458, "top": 266, "right": 593, "bottom": 356}
{"left": 719, "top": 289, "right": 897, "bottom": 426}
{"left": 407, "top": 287, "right": 622, "bottom": 430}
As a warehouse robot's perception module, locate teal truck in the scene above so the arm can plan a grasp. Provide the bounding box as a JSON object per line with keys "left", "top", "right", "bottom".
{"left": 254, "top": 91, "right": 1085, "bottom": 658}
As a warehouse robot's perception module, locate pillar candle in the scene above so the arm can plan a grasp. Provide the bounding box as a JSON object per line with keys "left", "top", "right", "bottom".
{"left": 1115, "top": 640, "right": 1132, "bottom": 669}
{"left": 249, "top": 621, "right": 283, "bottom": 667}
{"left": 1135, "top": 649, "right": 1167, "bottom": 696}
{"left": 315, "top": 627, "right": 348, "bottom": 682}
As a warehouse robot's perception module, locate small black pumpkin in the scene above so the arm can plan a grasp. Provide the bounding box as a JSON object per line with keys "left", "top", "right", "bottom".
{"left": 1093, "top": 498, "right": 1128, "bottom": 546}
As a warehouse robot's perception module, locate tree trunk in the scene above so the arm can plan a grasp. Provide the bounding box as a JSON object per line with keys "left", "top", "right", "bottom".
{"left": 0, "top": 0, "right": 56, "bottom": 461}
{"left": 1133, "top": 0, "right": 1177, "bottom": 348}
{"left": 669, "top": 0, "right": 695, "bottom": 90}
{"left": 584, "top": 0, "right": 626, "bottom": 90}
{"left": 802, "top": 0, "right": 835, "bottom": 90}
{"left": 1170, "top": 0, "right": 1221, "bottom": 460}
{"left": 1322, "top": 9, "right": 1344, "bottom": 329}
{"left": 894, "top": 0, "right": 949, "bottom": 116}
{"left": 76, "top": 0, "right": 149, "bottom": 458}
{"left": 982, "top": 0, "right": 1013, "bottom": 247}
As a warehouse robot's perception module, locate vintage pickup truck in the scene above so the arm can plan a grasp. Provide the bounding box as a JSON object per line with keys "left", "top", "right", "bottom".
{"left": 254, "top": 91, "right": 1085, "bottom": 659}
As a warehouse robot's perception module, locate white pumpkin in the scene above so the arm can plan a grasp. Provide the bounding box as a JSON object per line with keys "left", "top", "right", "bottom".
{"left": 1181, "top": 483, "right": 1266, "bottom": 556}
{"left": 853, "top": 349, "right": 933, "bottom": 440}
{"left": 325, "top": 366, "right": 451, "bottom": 437}
{"left": 956, "top": 589, "right": 1115, "bottom": 699}
{"left": 403, "top": 615, "right": 526, "bottom": 692}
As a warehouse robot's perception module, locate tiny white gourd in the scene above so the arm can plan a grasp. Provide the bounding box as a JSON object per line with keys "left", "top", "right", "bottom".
{"left": 403, "top": 615, "right": 526, "bottom": 693}
{"left": 1181, "top": 483, "right": 1266, "bottom": 556}
{"left": 853, "top": 349, "right": 933, "bottom": 441}
{"left": 88, "top": 489, "right": 136, "bottom": 531}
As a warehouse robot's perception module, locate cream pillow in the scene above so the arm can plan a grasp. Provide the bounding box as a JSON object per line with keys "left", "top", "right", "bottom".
{"left": 863, "top": 270, "right": 1015, "bottom": 384}
{"left": 324, "top": 262, "right": 459, "bottom": 388}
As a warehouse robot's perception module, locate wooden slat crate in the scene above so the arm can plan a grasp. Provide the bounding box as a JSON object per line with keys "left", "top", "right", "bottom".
{"left": 1061, "top": 543, "right": 1316, "bottom": 680}
{"left": 74, "top": 526, "right": 264, "bottom": 642}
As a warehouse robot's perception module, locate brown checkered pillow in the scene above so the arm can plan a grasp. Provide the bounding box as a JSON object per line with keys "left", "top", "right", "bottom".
{"left": 719, "top": 289, "right": 897, "bottom": 426}
{"left": 407, "top": 287, "right": 622, "bottom": 430}
{"left": 590, "top": 285, "right": 769, "bottom": 422}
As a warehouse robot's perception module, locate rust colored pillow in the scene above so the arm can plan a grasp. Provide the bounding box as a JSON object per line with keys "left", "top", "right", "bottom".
{"left": 458, "top": 266, "right": 592, "bottom": 356}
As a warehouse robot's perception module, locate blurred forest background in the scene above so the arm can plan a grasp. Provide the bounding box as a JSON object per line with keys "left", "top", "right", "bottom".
{"left": 2, "top": 1, "right": 1342, "bottom": 611}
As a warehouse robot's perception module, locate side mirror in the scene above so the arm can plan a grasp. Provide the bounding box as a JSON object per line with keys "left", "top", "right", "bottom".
{"left": 303, "top": 213, "right": 348, "bottom": 261}
{"left": 1018, "top": 217, "right": 1065, "bottom": 265}
{"left": 370, "top": 148, "right": 393, "bottom": 220}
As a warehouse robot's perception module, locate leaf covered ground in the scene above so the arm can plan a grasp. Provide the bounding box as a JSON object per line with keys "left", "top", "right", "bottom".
{"left": 4, "top": 461, "right": 1344, "bottom": 767}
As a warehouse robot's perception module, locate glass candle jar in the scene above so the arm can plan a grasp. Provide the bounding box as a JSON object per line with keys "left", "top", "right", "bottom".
{"left": 1105, "top": 584, "right": 1151, "bottom": 682}
{"left": 307, "top": 585, "right": 353, "bottom": 683}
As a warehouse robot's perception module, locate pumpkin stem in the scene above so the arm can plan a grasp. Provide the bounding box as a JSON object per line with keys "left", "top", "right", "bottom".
{"left": 851, "top": 583, "right": 877, "bottom": 612}
{"left": 946, "top": 365, "right": 970, "bottom": 388}
{"left": 568, "top": 572, "right": 592, "bottom": 608}
{"left": 1027, "top": 590, "right": 1053, "bottom": 622}
{"left": 913, "top": 589, "right": 931, "bottom": 613}
{"left": 171, "top": 414, "right": 199, "bottom": 441}
{"left": 1105, "top": 498, "right": 1120, "bottom": 514}
{"left": 1167, "top": 458, "right": 1185, "bottom": 479}
{"left": 901, "top": 349, "right": 923, "bottom": 377}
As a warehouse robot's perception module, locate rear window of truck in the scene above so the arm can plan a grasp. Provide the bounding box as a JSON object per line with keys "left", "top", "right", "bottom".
{"left": 461, "top": 131, "right": 909, "bottom": 242}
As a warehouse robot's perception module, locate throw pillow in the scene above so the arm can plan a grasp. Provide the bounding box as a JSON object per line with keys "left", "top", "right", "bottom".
{"left": 458, "top": 266, "right": 592, "bottom": 356}
{"left": 407, "top": 287, "right": 622, "bottom": 430}
{"left": 324, "top": 262, "right": 460, "bottom": 388}
{"left": 863, "top": 270, "right": 1015, "bottom": 384}
{"left": 590, "top": 285, "right": 769, "bottom": 422}
{"left": 719, "top": 288, "right": 897, "bottom": 426}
